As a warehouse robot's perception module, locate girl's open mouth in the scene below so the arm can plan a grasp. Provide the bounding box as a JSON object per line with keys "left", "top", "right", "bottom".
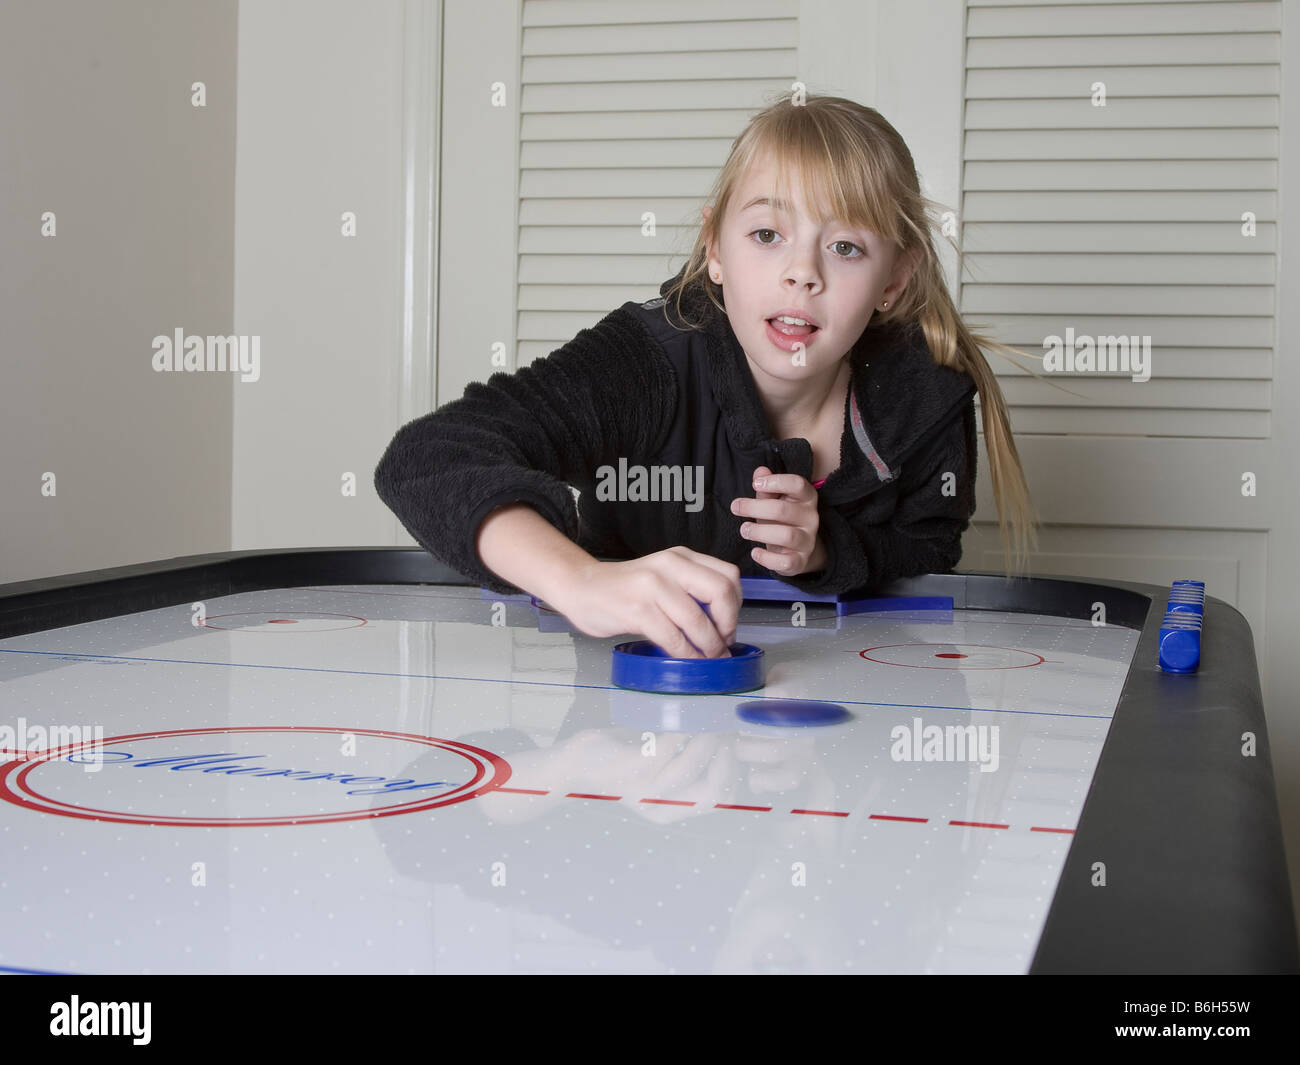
{"left": 765, "top": 317, "right": 819, "bottom": 351}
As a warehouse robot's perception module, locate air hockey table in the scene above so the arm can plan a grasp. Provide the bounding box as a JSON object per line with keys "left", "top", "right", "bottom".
{"left": 0, "top": 547, "right": 1294, "bottom": 975}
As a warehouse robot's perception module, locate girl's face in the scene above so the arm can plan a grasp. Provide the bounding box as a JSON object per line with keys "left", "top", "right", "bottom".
{"left": 706, "top": 154, "right": 916, "bottom": 387}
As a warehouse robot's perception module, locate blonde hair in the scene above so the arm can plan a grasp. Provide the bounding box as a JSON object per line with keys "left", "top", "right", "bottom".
{"left": 663, "top": 92, "right": 1052, "bottom": 577}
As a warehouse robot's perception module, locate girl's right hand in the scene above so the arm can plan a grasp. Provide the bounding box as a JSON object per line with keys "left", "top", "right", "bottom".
{"left": 550, "top": 546, "right": 742, "bottom": 659}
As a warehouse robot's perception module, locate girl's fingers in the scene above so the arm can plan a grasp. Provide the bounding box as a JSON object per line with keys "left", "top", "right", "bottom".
{"left": 733, "top": 497, "right": 799, "bottom": 523}
{"left": 660, "top": 582, "right": 735, "bottom": 659}
{"left": 740, "top": 522, "right": 809, "bottom": 550}
{"left": 750, "top": 546, "right": 798, "bottom": 573}
{"left": 661, "top": 551, "right": 741, "bottom": 644}
{"left": 642, "top": 604, "right": 708, "bottom": 660}
{"left": 752, "top": 472, "right": 816, "bottom": 500}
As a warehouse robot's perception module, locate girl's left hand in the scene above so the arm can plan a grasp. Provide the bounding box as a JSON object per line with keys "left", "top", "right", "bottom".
{"left": 730, "top": 465, "right": 828, "bottom": 576}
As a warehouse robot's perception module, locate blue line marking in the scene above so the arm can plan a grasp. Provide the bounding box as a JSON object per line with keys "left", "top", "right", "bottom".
{"left": 0, "top": 647, "right": 1114, "bottom": 720}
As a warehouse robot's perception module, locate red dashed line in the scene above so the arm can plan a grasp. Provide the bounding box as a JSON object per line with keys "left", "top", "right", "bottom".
{"left": 490, "top": 788, "right": 1054, "bottom": 831}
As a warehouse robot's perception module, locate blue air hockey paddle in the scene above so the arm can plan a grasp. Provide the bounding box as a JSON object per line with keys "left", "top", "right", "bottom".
{"left": 611, "top": 640, "right": 764, "bottom": 695}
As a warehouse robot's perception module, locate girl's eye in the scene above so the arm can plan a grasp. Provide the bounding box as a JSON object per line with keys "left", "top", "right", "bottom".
{"left": 749, "top": 230, "right": 864, "bottom": 259}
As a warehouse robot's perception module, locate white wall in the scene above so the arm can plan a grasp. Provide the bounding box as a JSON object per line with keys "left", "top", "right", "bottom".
{"left": 232, "top": 0, "right": 409, "bottom": 551}
{"left": 0, "top": 0, "right": 238, "bottom": 583}
{"left": 1, "top": 0, "right": 413, "bottom": 573}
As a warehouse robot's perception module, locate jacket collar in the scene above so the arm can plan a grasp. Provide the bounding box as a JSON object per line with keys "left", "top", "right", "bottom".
{"left": 660, "top": 273, "right": 976, "bottom": 493}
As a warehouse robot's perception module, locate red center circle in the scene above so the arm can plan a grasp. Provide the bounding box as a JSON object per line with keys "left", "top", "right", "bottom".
{"left": 0, "top": 726, "right": 511, "bottom": 827}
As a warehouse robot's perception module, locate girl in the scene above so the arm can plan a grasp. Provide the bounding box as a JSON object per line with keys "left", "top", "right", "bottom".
{"left": 375, "top": 94, "right": 1038, "bottom": 660}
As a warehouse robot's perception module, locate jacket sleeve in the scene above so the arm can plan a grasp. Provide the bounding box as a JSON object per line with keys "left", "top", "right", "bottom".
{"left": 373, "top": 305, "right": 677, "bottom": 594}
{"left": 784, "top": 398, "right": 978, "bottom": 595}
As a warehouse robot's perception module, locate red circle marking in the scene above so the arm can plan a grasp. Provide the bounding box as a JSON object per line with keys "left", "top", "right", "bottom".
{"left": 858, "top": 644, "right": 1045, "bottom": 670}
{"left": 201, "top": 612, "right": 367, "bottom": 631}
{"left": 0, "top": 726, "right": 511, "bottom": 827}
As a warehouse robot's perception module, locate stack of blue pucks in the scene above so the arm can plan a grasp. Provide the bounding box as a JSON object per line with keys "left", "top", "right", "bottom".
{"left": 1158, "top": 579, "right": 1205, "bottom": 673}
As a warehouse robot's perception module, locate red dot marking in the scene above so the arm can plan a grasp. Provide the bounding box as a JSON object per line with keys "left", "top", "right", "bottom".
{"left": 935, "top": 652, "right": 966, "bottom": 659}
{"left": 1031, "top": 826, "right": 1075, "bottom": 834}
{"left": 566, "top": 792, "right": 621, "bottom": 801}
{"left": 715, "top": 803, "right": 772, "bottom": 812}
{"left": 950, "top": 820, "right": 1009, "bottom": 829}
{"left": 640, "top": 798, "right": 696, "bottom": 807}
{"left": 792, "top": 808, "right": 849, "bottom": 818}
{"left": 870, "top": 814, "right": 929, "bottom": 823}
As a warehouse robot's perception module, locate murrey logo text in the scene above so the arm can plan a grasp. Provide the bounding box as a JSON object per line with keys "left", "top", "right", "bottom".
{"left": 66, "top": 750, "right": 452, "bottom": 796}
{"left": 50, "top": 996, "right": 151, "bottom": 1045}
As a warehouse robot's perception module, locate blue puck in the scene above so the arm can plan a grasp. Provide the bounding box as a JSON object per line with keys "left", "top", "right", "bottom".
{"left": 735, "top": 699, "right": 851, "bottom": 727}
{"left": 1158, "top": 623, "right": 1201, "bottom": 673}
{"left": 611, "top": 641, "right": 764, "bottom": 695}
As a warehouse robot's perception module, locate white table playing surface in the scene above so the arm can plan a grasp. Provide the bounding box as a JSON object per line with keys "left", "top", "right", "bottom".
{"left": 0, "top": 583, "right": 1140, "bottom": 974}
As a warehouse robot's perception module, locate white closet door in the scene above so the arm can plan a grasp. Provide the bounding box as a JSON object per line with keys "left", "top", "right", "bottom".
{"left": 960, "top": 0, "right": 1280, "bottom": 649}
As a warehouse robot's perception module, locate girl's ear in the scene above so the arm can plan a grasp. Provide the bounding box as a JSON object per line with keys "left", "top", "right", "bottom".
{"left": 700, "top": 206, "right": 720, "bottom": 277}
{"left": 886, "top": 245, "right": 924, "bottom": 302}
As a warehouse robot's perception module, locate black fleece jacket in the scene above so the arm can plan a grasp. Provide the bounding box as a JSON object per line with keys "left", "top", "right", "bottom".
{"left": 374, "top": 274, "right": 979, "bottom": 597}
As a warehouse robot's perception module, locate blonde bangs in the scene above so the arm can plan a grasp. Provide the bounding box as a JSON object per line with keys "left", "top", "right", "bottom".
{"left": 739, "top": 114, "right": 904, "bottom": 249}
